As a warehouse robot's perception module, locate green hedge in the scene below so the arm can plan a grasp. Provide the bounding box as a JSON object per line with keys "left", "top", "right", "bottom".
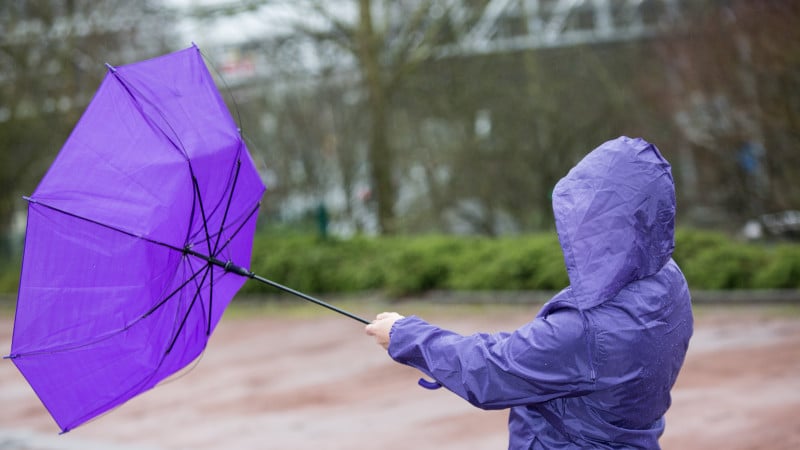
{"left": 240, "top": 229, "right": 799, "bottom": 296}
{"left": 0, "top": 260, "right": 19, "bottom": 296}
{"left": 0, "top": 229, "right": 798, "bottom": 296}
{"left": 241, "top": 233, "right": 572, "bottom": 296}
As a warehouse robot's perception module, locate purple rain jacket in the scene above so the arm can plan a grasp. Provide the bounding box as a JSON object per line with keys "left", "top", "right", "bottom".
{"left": 388, "top": 136, "right": 693, "bottom": 449}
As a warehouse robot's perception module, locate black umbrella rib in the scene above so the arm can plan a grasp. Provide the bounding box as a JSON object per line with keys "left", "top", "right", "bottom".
{"left": 219, "top": 205, "right": 257, "bottom": 254}
{"left": 191, "top": 198, "right": 258, "bottom": 259}
{"left": 185, "top": 147, "right": 244, "bottom": 247}
{"left": 26, "top": 198, "right": 185, "bottom": 255}
{"left": 165, "top": 263, "right": 213, "bottom": 355}
{"left": 185, "top": 170, "right": 199, "bottom": 248}
{"left": 198, "top": 45, "right": 243, "bottom": 132}
{"left": 190, "top": 172, "right": 214, "bottom": 257}
{"left": 142, "top": 262, "right": 208, "bottom": 320}
{"left": 206, "top": 256, "right": 214, "bottom": 335}
{"left": 26, "top": 198, "right": 269, "bottom": 341}
{"left": 106, "top": 66, "right": 189, "bottom": 161}
{"left": 212, "top": 158, "right": 241, "bottom": 257}
{"left": 109, "top": 58, "right": 247, "bottom": 269}
{"left": 204, "top": 158, "right": 242, "bottom": 335}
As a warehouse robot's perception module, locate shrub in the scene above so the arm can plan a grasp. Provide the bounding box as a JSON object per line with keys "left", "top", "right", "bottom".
{"left": 528, "top": 237, "right": 570, "bottom": 290}
{"left": 673, "top": 228, "right": 729, "bottom": 267}
{"left": 382, "top": 235, "right": 467, "bottom": 296}
{"left": 0, "top": 264, "right": 19, "bottom": 295}
{"left": 245, "top": 234, "right": 388, "bottom": 295}
{"left": 0, "top": 228, "right": 797, "bottom": 298}
{"left": 682, "top": 242, "right": 768, "bottom": 289}
{"left": 753, "top": 245, "right": 800, "bottom": 289}
{"left": 446, "top": 236, "right": 567, "bottom": 290}
{"left": 445, "top": 237, "right": 500, "bottom": 290}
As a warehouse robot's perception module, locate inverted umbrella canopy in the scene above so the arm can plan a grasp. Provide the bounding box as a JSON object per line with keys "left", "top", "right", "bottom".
{"left": 6, "top": 45, "right": 366, "bottom": 433}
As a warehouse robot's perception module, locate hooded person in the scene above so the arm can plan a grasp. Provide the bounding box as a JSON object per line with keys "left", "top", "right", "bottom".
{"left": 366, "top": 136, "right": 693, "bottom": 449}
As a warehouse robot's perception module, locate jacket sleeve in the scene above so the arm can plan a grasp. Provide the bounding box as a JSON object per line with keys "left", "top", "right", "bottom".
{"left": 387, "top": 310, "right": 595, "bottom": 410}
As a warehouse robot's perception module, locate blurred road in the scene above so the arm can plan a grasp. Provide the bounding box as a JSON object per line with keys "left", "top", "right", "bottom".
{"left": 1, "top": 302, "right": 798, "bottom": 450}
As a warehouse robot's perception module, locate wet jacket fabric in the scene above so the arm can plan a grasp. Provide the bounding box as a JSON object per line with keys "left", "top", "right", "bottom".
{"left": 388, "top": 137, "right": 693, "bottom": 449}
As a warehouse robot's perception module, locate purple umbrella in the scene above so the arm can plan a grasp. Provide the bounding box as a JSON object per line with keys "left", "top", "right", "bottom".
{"left": 5, "top": 45, "right": 367, "bottom": 433}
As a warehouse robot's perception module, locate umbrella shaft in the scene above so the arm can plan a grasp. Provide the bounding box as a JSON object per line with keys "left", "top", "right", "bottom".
{"left": 184, "top": 247, "right": 252, "bottom": 277}
{"left": 250, "top": 274, "right": 370, "bottom": 325}
{"left": 184, "top": 248, "right": 370, "bottom": 325}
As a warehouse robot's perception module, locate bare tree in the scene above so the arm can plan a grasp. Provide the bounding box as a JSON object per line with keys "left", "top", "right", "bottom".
{"left": 208, "top": 0, "right": 799, "bottom": 236}
{"left": 270, "top": 0, "right": 457, "bottom": 234}
{"left": 650, "top": 0, "right": 800, "bottom": 225}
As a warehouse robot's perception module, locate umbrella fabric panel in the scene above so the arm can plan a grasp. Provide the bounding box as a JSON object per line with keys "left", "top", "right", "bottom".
{"left": 110, "top": 47, "right": 255, "bottom": 243}
{"left": 12, "top": 308, "right": 179, "bottom": 432}
{"left": 115, "top": 46, "right": 242, "bottom": 162}
{"left": 31, "top": 70, "right": 193, "bottom": 247}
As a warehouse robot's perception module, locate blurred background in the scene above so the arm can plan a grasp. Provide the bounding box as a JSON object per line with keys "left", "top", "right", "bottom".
{"left": 1, "top": 0, "right": 799, "bottom": 295}
{"left": 1, "top": 3, "right": 799, "bottom": 448}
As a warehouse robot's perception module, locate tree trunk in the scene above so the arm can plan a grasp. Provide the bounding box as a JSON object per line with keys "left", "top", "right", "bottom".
{"left": 357, "top": 0, "right": 396, "bottom": 234}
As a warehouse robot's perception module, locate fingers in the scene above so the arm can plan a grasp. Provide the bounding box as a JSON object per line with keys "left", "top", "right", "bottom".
{"left": 364, "top": 312, "right": 395, "bottom": 335}
{"left": 364, "top": 312, "right": 405, "bottom": 350}
{"left": 376, "top": 311, "right": 399, "bottom": 321}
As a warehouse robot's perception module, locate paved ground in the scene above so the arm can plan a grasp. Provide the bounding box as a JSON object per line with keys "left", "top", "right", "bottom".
{"left": 1, "top": 301, "right": 799, "bottom": 449}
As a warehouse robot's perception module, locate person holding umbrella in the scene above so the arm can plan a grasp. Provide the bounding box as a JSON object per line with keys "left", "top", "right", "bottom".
{"left": 366, "top": 136, "right": 693, "bottom": 449}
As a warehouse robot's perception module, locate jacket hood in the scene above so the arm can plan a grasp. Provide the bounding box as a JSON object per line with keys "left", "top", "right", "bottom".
{"left": 552, "top": 136, "right": 676, "bottom": 309}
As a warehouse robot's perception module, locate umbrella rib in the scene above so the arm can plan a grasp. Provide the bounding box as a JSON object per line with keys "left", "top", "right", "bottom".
{"left": 142, "top": 261, "right": 207, "bottom": 320}
{"left": 230, "top": 202, "right": 260, "bottom": 243}
{"left": 206, "top": 154, "right": 240, "bottom": 334}
{"left": 107, "top": 67, "right": 190, "bottom": 160}
{"left": 212, "top": 158, "right": 242, "bottom": 257}
{"left": 188, "top": 202, "right": 255, "bottom": 255}
{"left": 207, "top": 257, "right": 214, "bottom": 335}
{"left": 190, "top": 172, "right": 214, "bottom": 257}
{"left": 198, "top": 45, "right": 244, "bottom": 129}
{"left": 185, "top": 248, "right": 213, "bottom": 337}
{"left": 207, "top": 202, "right": 260, "bottom": 262}
{"left": 185, "top": 149, "right": 242, "bottom": 248}
{"left": 185, "top": 172, "right": 199, "bottom": 247}
{"left": 165, "top": 264, "right": 213, "bottom": 355}
{"left": 25, "top": 198, "right": 185, "bottom": 254}
{"left": 202, "top": 153, "right": 242, "bottom": 335}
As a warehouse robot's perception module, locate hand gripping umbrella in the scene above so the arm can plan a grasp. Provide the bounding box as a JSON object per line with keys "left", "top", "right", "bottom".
{"left": 5, "top": 45, "right": 368, "bottom": 433}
